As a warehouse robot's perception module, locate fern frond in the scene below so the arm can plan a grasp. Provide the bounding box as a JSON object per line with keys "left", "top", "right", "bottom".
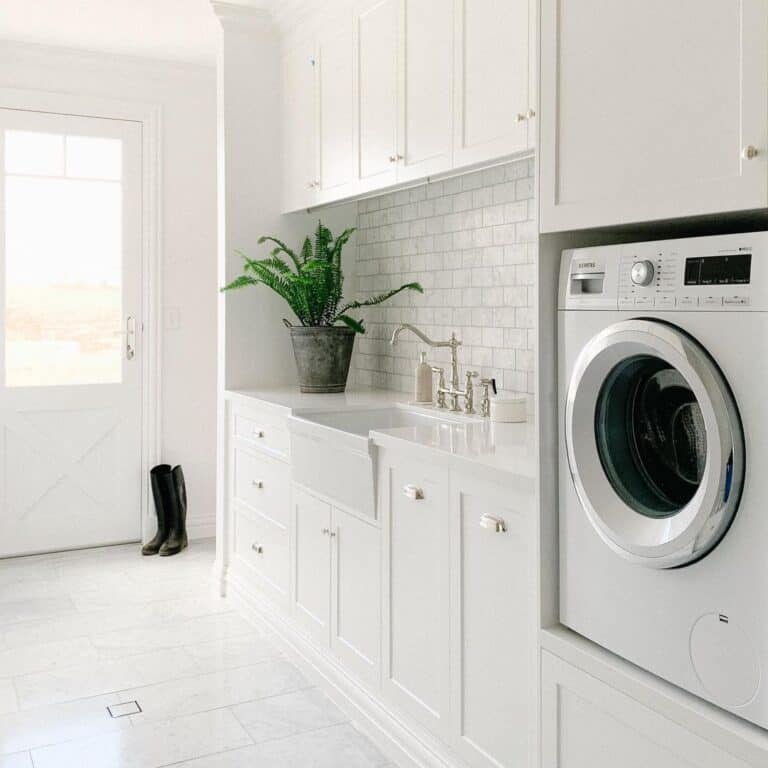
{"left": 220, "top": 275, "right": 259, "bottom": 292}
{"left": 335, "top": 282, "right": 423, "bottom": 317}
{"left": 336, "top": 315, "right": 366, "bottom": 334}
{"left": 257, "top": 236, "right": 302, "bottom": 272}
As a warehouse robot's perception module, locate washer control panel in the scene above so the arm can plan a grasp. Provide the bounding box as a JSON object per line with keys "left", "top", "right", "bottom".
{"left": 560, "top": 231, "right": 766, "bottom": 311}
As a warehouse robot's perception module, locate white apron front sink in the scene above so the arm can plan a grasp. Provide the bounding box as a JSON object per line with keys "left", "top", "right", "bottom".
{"left": 287, "top": 405, "right": 478, "bottom": 518}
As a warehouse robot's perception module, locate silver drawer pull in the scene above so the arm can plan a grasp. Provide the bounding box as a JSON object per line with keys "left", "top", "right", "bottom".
{"left": 252, "top": 429, "right": 265, "bottom": 439}
{"left": 251, "top": 543, "right": 263, "bottom": 554}
{"left": 251, "top": 480, "right": 263, "bottom": 489}
{"left": 480, "top": 514, "right": 507, "bottom": 533}
{"left": 403, "top": 484, "right": 424, "bottom": 501}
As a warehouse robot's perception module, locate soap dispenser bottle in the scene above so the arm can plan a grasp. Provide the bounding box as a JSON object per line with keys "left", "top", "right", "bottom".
{"left": 414, "top": 351, "right": 433, "bottom": 404}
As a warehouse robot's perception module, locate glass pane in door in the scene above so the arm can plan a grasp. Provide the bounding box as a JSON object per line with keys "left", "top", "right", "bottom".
{"left": 4, "top": 131, "right": 123, "bottom": 387}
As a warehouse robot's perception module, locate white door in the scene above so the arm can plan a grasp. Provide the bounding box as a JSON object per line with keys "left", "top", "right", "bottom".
{"left": 282, "top": 44, "right": 318, "bottom": 212}
{"left": 292, "top": 486, "right": 331, "bottom": 643}
{"left": 382, "top": 455, "right": 451, "bottom": 740}
{"left": 397, "top": 0, "right": 454, "bottom": 182}
{"left": 565, "top": 319, "right": 744, "bottom": 568}
{"left": 540, "top": 0, "right": 768, "bottom": 231}
{"left": 355, "top": 0, "right": 399, "bottom": 191}
{"left": 316, "top": 23, "right": 358, "bottom": 204}
{"left": 0, "top": 108, "right": 143, "bottom": 557}
{"left": 453, "top": 0, "right": 530, "bottom": 169}
{"left": 451, "top": 474, "right": 535, "bottom": 768}
{"left": 330, "top": 506, "right": 380, "bottom": 686}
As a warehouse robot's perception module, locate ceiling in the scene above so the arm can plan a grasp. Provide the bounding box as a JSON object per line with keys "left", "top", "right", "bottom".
{"left": 0, "top": 0, "right": 226, "bottom": 65}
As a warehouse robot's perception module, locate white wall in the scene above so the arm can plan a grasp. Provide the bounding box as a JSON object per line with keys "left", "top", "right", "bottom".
{"left": 0, "top": 41, "right": 218, "bottom": 539}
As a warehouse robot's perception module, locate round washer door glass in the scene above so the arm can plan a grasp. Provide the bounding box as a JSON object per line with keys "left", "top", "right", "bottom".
{"left": 565, "top": 320, "right": 744, "bottom": 568}
{"left": 596, "top": 355, "right": 707, "bottom": 519}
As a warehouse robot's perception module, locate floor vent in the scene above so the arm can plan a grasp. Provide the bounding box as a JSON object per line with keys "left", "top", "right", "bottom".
{"left": 107, "top": 701, "right": 142, "bottom": 718}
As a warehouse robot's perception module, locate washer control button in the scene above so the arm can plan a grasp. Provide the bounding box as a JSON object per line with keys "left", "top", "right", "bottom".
{"left": 630, "top": 260, "right": 655, "bottom": 286}
{"left": 654, "top": 295, "right": 675, "bottom": 308}
{"left": 701, "top": 296, "right": 724, "bottom": 307}
{"left": 724, "top": 296, "right": 750, "bottom": 306}
{"left": 678, "top": 296, "right": 698, "bottom": 308}
{"left": 634, "top": 295, "right": 653, "bottom": 307}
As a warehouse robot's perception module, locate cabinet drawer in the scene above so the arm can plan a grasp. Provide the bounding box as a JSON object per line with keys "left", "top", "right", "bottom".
{"left": 233, "top": 508, "right": 289, "bottom": 600}
{"left": 233, "top": 447, "right": 290, "bottom": 527}
{"left": 234, "top": 410, "right": 289, "bottom": 459}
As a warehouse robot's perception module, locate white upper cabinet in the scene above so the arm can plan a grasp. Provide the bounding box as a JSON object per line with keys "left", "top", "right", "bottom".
{"left": 355, "top": 0, "right": 399, "bottom": 190}
{"left": 453, "top": 0, "right": 531, "bottom": 168}
{"left": 281, "top": 44, "right": 317, "bottom": 212}
{"left": 397, "top": 0, "right": 454, "bottom": 181}
{"left": 316, "top": 22, "right": 358, "bottom": 204}
{"left": 280, "top": 0, "right": 533, "bottom": 211}
{"left": 540, "top": 0, "right": 768, "bottom": 232}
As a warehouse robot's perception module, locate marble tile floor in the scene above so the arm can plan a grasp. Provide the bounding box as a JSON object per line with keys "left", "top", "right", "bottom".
{"left": 0, "top": 540, "right": 398, "bottom": 768}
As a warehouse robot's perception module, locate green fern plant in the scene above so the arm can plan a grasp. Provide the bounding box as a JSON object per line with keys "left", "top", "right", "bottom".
{"left": 221, "top": 221, "right": 423, "bottom": 334}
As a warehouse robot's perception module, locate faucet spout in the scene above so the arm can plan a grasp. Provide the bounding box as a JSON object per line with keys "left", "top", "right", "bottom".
{"left": 390, "top": 323, "right": 460, "bottom": 349}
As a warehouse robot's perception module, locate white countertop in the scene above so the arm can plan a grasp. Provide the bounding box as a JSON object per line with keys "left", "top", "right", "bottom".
{"left": 226, "top": 386, "right": 536, "bottom": 480}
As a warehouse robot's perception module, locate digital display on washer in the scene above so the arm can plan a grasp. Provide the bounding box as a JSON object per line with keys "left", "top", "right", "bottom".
{"left": 684, "top": 253, "right": 752, "bottom": 285}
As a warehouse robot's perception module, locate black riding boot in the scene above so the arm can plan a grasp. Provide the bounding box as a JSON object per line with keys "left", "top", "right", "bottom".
{"left": 142, "top": 464, "right": 173, "bottom": 555}
{"left": 160, "top": 465, "right": 188, "bottom": 556}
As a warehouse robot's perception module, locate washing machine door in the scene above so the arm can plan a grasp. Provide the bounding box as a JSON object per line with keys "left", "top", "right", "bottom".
{"left": 565, "top": 319, "right": 744, "bottom": 568}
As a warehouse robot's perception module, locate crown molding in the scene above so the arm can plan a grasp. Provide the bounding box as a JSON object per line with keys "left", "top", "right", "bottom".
{"left": 210, "top": 1, "right": 272, "bottom": 26}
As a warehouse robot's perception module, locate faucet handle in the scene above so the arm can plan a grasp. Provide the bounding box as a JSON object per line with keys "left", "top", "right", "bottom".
{"left": 465, "top": 370, "right": 479, "bottom": 385}
{"left": 431, "top": 366, "right": 446, "bottom": 409}
{"left": 479, "top": 378, "right": 492, "bottom": 418}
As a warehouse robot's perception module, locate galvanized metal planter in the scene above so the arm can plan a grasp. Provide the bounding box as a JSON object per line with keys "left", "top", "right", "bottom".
{"left": 289, "top": 326, "right": 356, "bottom": 393}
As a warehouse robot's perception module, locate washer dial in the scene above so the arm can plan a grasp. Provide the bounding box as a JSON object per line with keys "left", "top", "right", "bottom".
{"left": 631, "top": 260, "right": 655, "bottom": 286}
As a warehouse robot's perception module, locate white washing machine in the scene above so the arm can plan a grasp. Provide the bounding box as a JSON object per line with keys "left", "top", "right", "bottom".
{"left": 559, "top": 231, "right": 768, "bottom": 728}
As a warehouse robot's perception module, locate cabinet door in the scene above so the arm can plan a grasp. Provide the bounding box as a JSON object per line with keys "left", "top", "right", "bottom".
{"left": 541, "top": 651, "right": 757, "bottom": 768}
{"left": 292, "top": 486, "right": 331, "bottom": 644}
{"left": 540, "top": 0, "right": 768, "bottom": 232}
{"left": 281, "top": 45, "right": 317, "bottom": 212}
{"left": 316, "top": 23, "right": 358, "bottom": 203}
{"left": 453, "top": 0, "right": 530, "bottom": 168}
{"left": 382, "top": 455, "right": 450, "bottom": 740}
{"left": 355, "top": 0, "right": 399, "bottom": 191}
{"left": 396, "top": 0, "right": 453, "bottom": 182}
{"left": 451, "top": 474, "right": 535, "bottom": 768}
{"left": 330, "top": 507, "right": 381, "bottom": 687}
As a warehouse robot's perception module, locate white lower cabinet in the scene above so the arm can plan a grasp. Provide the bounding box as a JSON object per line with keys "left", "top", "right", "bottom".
{"left": 292, "top": 484, "right": 381, "bottom": 685}
{"left": 542, "top": 650, "right": 763, "bottom": 768}
{"left": 382, "top": 455, "right": 451, "bottom": 740}
{"left": 380, "top": 452, "right": 536, "bottom": 763}
{"left": 292, "top": 486, "right": 332, "bottom": 643}
{"left": 451, "top": 473, "right": 535, "bottom": 768}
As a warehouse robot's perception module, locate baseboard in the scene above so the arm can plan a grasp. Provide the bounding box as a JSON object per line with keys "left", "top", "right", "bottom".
{"left": 226, "top": 570, "right": 462, "bottom": 768}
{"left": 187, "top": 520, "right": 216, "bottom": 541}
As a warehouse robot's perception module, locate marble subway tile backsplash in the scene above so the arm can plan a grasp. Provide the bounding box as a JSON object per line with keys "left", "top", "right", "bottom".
{"left": 351, "top": 157, "right": 536, "bottom": 397}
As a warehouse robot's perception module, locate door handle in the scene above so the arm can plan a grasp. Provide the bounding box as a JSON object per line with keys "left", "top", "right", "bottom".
{"left": 125, "top": 316, "right": 136, "bottom": 361}
{"left": 479, "top": 513, "right": 507, "bottom": 533}
{"left": 403, "top": 484, "right": 424, "bottom": 500}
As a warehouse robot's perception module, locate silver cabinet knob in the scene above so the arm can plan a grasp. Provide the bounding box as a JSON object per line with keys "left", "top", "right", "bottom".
{"left": 515, "top": 113, "right": 526, "bottom": 123}
{"left": 630, "top": 260, "right": 655, "bottom": 287}
{"left": 321, "top": 527, "right": 337, "bottom": 537}
{"left": 389, "top": 155, "right": 397, "bottom": 163}
{"left": 403, "top": 484, "right": 424, "bottom": 500}
{"left": 252, "top": 429, "right": 265, "bottom": 439}
{"left": 526, "top": 108, "right": 536, "bottom": 119}
{"left": 742, "top": 145, "right": 759, "bottom": 160}
{"left": 480, "top": 513, "right": 507, "bottom": 533}
{"left": 251, "top": 480, "right": 263, "bottom": 489}
{"left": 251, "top": 543, "right": 263, "bottom": 554}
